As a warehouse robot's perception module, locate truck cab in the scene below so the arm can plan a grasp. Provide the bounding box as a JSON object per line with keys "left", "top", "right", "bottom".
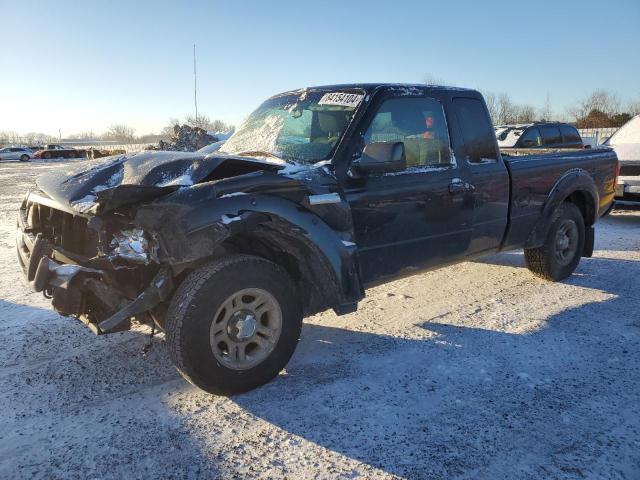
{"left": 338, "top": 87, "right": 509, "bottom": 283}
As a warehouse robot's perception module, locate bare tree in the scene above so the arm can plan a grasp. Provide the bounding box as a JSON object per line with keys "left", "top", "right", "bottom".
{"left": 516, "top": 104, "right": 537, "bottom": 123}
{"left": 65, "top": 131, "right": 99, "bottom": 142}
{"left": 424, "top": 74, "right": 444, "bottom": 85}
{"left": 482, "top": 91, "right": 499, "bottom": 125}
{"left": 183, "top": 114, "right": 233, "bottom": 133}
{"left": 627, "top": 100, "right": 640, "bottom": 116}
{"left": 184, "top": 113, "right": 213, "bottom": 130}
{"left": 161, "top": 117, "right": 181, "bottom": 138}
{"left": 104, "top": 124, "right": 136, "bottom": 144}
{"left": 568, "top": 90, "right": 621, "bottom": 121}
{"left": 210, "top": 119, "right": 234, "bottom": 133}
{"left": 540, "top": 92, "right": 553, "bottom": 122}
{"left": 497, "top": 93, "right": 516, "bottom": 124}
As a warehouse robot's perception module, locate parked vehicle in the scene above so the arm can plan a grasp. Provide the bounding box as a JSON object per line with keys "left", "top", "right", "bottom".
{"left": 604, "top": 114, "right": 640, "bottom": 204}
{"left": 497, "top": 122, "right": 585, "bottom": 150}
{"left": 0, "top": 146, "right": 33, "bottom": 162}
{"left": 33, "top": 144, "right": 85, "bottom": 159}
{"left": 17, "top": 84, "right": 618, "bottom": 395}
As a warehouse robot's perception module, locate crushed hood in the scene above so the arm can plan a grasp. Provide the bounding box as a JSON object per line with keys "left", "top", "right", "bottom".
{"left": 36, "top": 151, "right": 291, "bottom": 213}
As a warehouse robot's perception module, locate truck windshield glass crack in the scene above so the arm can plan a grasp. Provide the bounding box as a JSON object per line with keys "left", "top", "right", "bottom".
{"left": 220, "top": 90, "right": 363, "bottom": 164}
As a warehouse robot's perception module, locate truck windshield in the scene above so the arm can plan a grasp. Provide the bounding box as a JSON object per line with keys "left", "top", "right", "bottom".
{"left": 220, "top": 90, "right": 364, "bottom": 164}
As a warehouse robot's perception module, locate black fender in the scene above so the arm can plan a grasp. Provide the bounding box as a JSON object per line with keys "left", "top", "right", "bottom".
{"left": 135, "top": 191, "right": 363, "bottom": 315}
{"left": 525, "top": 168, "right": 599, "bottom": 250}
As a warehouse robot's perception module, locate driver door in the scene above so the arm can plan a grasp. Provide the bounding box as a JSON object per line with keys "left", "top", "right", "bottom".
{"left": 344, "top": 92, "right": 474, "bottom": 285}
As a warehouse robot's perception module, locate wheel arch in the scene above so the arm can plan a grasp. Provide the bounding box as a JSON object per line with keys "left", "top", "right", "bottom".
{"left": 525, "top": 169, "right": 599, "bottom": 249}
{"left": 147, "top": 193, "right": 364, "bottom": 316}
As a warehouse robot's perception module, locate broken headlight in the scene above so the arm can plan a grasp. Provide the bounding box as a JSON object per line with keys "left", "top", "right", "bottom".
{"left": 110, "top": 228, "right": 154, "bottom": 264}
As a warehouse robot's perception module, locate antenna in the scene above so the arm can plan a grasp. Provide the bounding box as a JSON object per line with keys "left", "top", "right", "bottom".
{"left": 193, "top": 44, "right": 198, "bottom": 126}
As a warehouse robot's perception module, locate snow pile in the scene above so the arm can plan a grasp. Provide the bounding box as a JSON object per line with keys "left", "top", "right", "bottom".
{"left": 206, "top": 131, "right": 233, "bottom": 141}
{"left": 158, "top": 125, "right": 219, "bottom": 152}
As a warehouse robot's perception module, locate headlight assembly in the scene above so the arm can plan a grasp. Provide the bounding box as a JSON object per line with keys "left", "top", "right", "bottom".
{"left": 110, "top": 228, "right": 152, "bottom": 264}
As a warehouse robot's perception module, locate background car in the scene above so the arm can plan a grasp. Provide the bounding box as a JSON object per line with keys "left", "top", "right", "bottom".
{"left": 0, "top": 146, "right": 33, "bottom": 162}
{"left": 604, "top": 114, "right": 640, "bottom": 204}
{"left": 497, "top": 122, "right": 585, "bottom": 149}
{"left": 33, "top": 144, "right": 85, "bottom": 159}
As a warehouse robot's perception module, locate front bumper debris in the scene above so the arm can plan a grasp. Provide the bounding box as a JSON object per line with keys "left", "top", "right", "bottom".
{"left": 96, "top": 268, "right": 172, "bottom": 333}
{"left": 17, "top": 193, "right": 173, "bottom": 334}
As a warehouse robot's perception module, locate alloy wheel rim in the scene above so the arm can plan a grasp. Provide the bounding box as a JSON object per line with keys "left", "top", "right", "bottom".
{"left": 210, "top": 288, "right": 282, "bottom": 370}
{"left": 554, "top": 219, "right": 579, "bottom": 266}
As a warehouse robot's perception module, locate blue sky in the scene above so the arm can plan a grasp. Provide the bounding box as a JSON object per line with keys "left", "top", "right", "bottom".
{"left": 2, "top": 0, "right": 639, "bottom": 136}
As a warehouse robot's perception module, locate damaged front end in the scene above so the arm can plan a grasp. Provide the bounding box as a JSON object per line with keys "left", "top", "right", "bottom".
{"left": 16, "top": 192, "right": 173, "bottom": 334}
{"left": 17, "top": 148, "right": 361, "bottom": 335}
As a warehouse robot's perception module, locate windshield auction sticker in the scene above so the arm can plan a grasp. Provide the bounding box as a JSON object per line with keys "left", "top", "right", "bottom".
{"left": 318, "top": 92, "right": 364, "bottom": 108}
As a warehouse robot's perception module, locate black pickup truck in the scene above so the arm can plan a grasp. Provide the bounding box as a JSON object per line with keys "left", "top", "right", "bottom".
{"left": 17, "top": 84, "right": 618, "bottom": 395}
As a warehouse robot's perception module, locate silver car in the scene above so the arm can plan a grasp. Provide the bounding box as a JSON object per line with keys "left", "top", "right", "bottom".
{"left": 0, "top": 146, "right": 33, "bottom": 162}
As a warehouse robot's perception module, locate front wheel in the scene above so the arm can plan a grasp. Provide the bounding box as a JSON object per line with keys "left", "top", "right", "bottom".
{"left": 524, "top": 202, "right": 585, "bottom": 281}
{"left": 166, "top": 255, "right": 302, "bottom": 395}
{"left": 20, "top": 154, "right": 30, "bottom": 162}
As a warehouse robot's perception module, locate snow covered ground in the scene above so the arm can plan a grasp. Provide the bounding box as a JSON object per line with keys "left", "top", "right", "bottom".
{"left": 0, "top": 161, "right": 638, "bottom": 479}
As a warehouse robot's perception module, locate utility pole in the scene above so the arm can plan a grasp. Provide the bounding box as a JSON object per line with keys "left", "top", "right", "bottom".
{"left": 193, "top": 44, "right": 198, "bottom": 127}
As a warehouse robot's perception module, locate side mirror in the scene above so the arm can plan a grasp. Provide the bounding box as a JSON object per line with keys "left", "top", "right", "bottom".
{"left": 353, "top": 142, "right": 406, "bottom": 174}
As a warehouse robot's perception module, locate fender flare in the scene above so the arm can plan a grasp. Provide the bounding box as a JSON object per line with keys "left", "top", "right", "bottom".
{"left": 525, "top": 168, "right": 599, "bottom": 249}
{"left": 143, "top": 193, "right": 363, "bottom": 314}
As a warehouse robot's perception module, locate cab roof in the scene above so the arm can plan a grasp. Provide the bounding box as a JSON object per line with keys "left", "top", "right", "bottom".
{"left": 275, "top": 83, "right": 478, "bottom": 98}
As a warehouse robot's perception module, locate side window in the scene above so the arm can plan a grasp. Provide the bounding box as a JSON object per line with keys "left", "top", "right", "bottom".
{"left": 560, "top": 125, "right": 581, "bottom": 144}
{"left": 540, "top": 126, "right": 562, "bottom": 146}
{"left": 364, "top": 97, "right": 452, "bottom": 168}
{"left": 452, "top": 97, "right": 498, "bottom": 163}
{"left": 518, "top": 127, "right": 542, "bottom": 147}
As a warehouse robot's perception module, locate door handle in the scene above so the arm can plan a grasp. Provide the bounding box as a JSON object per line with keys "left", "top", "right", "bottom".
{"left": 448, "top": 181, "right": 474, "bottom": 195}
{"left": 449, "top": 181, "right": 466, "bottom": 195}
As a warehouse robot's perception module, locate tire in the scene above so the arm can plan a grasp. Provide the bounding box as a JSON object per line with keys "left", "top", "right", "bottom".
{"left": 524, "top": 202, "right": 585, "bottom": 281}
{"left": 20, "top": 154, "right": 30, "bottom": 162}
{"left": 166, "top": 255, "right": 302, "bottom": 395}
{"left": 43, "top": 152, "right": 51, "bottom": 159}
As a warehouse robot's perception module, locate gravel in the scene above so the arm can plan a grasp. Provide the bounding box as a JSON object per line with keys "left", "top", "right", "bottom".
{"left": 1, "top": 161, "right": 639, "bottom": 479}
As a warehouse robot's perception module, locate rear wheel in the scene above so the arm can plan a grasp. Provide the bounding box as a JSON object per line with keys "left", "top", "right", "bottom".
{"left": 166, "top": 255, "right": 302, "bottom": 395}
{"left": 524, "top": 202, "right": 585, "bottom": 281}
{"left": 19, "top": 154, "right": 30, "bottom": 162}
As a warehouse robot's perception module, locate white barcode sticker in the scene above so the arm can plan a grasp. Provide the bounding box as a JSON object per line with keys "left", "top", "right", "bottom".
{"left": 318, "top": 92, "right": 364, "bottom": 108}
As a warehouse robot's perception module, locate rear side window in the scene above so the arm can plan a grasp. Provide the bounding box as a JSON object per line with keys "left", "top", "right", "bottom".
{"left": 540, "top": 126, "right": 562, "bottom": 146}
{"left": 518, "top": 127, "right": 542, "bottom": 147}
{"left": 453, "top": 97, "right": 498, "bottom": 163}
{"left": 560, "top": 125, "right": 581, "bottom": 144}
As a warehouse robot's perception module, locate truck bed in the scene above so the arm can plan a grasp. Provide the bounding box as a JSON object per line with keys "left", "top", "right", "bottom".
{"left": 501, "top": 147, "right": 618, "bottom": 249}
